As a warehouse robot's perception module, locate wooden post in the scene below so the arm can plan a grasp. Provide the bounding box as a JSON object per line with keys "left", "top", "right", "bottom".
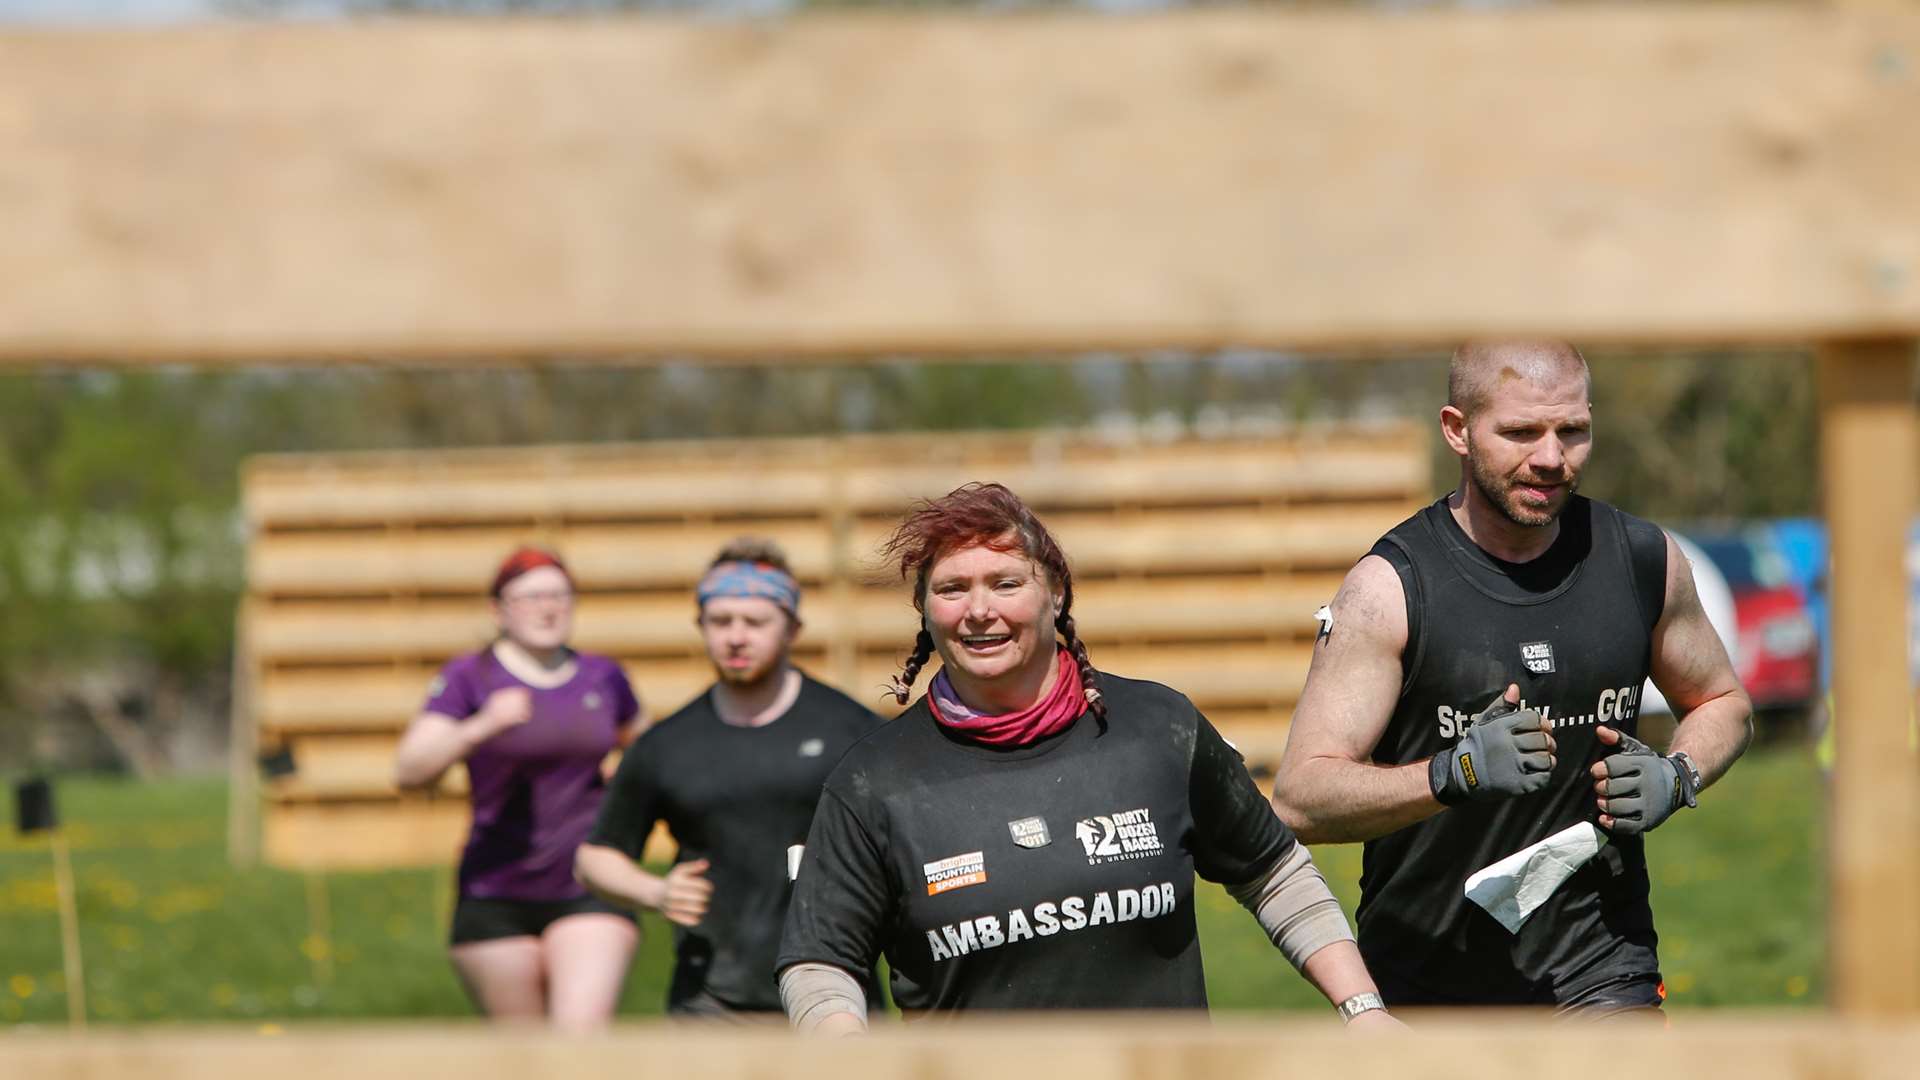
{"left": 227, "top": 601, "right": 261, "bottom": 867}
{"left": 1819, "top": 340, "right": 1920, "bottom": 1015}
{"left": 49, "top": 831, "right": 86, "bottom": 1032}
{"left": 303, "top": 872, "right": 334, "bottom": 987}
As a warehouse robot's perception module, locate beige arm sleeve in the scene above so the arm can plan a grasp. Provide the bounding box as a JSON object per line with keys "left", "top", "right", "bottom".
{"left": 1224, "top": 841, "right": 1356, "bottom": 970}
{"left": 777, "top": 962, "right": 869, "bottom": 1033}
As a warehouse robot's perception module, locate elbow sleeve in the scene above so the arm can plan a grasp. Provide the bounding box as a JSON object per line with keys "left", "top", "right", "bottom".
{"left": 1225, "top": 842, "right": 1356, "bottom": 971}
{"left": 777, "top": 962, "right": 868, "bottom": 1033}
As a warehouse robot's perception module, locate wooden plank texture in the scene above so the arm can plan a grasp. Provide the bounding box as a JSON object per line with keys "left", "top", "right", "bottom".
{"left": 1819, "top": 341, "right": 1920, "bottom": 1016}
{"left": 4, "top": 9, "right": 1920, "bottom": 362}
{"left": 8, "top": 1018, "right": 1920, "bottom": 1080}
{"left": 242, "top": 431, "right": 1427, "bottom": 527}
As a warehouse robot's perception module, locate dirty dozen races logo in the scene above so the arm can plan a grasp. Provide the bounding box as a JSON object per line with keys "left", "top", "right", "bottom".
{"left": 1074, "top": 807, "right": 1163, "bottom": 865}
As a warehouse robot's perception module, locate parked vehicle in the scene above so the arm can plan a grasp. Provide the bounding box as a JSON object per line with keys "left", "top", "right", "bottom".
{"left": 1757, "top": 517, "right": 1920, "bottom": 687}
{"left": 1686, "top": 526, "right": 1820, "bottom": 711}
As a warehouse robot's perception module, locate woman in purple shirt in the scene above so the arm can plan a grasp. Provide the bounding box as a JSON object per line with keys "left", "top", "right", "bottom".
{"left": 394, "top": 547, "right": 646, "bottom": 1031}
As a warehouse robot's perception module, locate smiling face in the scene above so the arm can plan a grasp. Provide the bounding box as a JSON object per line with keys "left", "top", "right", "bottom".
{"left": 699, "top": 595, "right": 798, "bottom": 688}
{"left": 921, "top": 540, "right": 1063, "bottom": 706}
{"left": 1445, "top": 363, "right": 1592, "bottom": 529}
{"left": 491, "top": 565, "right": 575, "bottom": 652}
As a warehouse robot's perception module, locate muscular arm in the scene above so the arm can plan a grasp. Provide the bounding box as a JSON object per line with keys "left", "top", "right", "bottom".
{"left": 1271, "top": 556, "right": 1443, "bottom": 844}
{"left": 1650, "top": 532, "right": 1753, "bottom": 788}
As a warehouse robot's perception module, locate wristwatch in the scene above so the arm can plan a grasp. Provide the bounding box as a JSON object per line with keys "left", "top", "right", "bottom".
{"left": 1670, "top": 751, "right": 1703, "bottom": 808}
{"left": 1334, "top": 991, "right": 1387, "bottom": 1023}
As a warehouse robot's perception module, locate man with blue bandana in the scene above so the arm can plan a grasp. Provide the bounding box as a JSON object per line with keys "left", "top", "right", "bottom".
{"left": 577, "top": 538, "right": 884, "bottom": 1018}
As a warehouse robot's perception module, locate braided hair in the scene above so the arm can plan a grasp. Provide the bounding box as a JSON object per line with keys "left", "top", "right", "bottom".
{"left": 879, "top": 482, "right": 1106, "bottom": 723}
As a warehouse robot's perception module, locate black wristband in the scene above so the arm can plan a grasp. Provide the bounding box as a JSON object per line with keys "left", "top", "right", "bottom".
{"left": 1430, "top": 752, "right": 1466, "bottom": 807}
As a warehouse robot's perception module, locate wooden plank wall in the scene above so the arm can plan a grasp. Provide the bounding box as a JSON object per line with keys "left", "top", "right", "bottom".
{"left": 241, "top": 424, "right": 1427, "bottom": 869}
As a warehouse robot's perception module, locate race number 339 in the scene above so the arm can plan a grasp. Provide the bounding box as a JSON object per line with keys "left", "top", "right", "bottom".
{"left": 1520, "top": 641, "right": 1556, "bottom": 675}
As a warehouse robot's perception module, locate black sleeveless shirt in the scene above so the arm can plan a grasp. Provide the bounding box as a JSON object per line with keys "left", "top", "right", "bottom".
{"left": 1356, "top": 495, "right": 1669, "bottom": 1004}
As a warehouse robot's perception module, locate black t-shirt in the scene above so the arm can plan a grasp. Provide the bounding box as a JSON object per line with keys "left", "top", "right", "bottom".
{"left": 776, "top": 671, "right": 1295, "bottom": 1016}
{"left": 587, "top": 672, "right": 883, "bottom": 1011}
{"left": 1359, "top": 496, "right": 1669, "bottom": 1005}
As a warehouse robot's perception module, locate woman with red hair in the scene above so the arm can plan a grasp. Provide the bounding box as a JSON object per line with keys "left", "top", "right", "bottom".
{"left": 394, "top": 546, "right": 645, "bottom": 1031}
{"left": 776, "top": 484, "right": 1398, "bottom": 1030}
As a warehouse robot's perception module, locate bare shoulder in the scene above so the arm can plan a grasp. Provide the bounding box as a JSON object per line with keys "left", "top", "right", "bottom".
{"left": 1324, "top": 553, "right": 1408, "bottom": 654}
{"left": 1661, "top": 530, "right": 1704, "bottom": 620}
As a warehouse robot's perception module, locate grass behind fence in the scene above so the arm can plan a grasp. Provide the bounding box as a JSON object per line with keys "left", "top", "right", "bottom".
{"left": 0, "top": 744, "right": 1822, "bottom": 1026}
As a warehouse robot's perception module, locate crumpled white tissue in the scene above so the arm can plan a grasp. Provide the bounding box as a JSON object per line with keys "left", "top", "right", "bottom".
{"left": 1464, "top": 821, "right": 1608, "bottom": 934}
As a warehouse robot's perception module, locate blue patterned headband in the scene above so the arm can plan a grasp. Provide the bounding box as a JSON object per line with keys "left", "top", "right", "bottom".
{"left": 697, "top": 561, "right": 801, "bottom": 615}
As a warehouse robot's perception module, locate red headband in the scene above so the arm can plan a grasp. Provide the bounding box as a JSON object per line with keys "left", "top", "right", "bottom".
{"left": 490, "top": 547, "right": 571, "bottom": 598}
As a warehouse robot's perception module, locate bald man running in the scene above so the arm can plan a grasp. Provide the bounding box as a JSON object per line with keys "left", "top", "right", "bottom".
{"left": 1272, "top": 342, "right": 1753, "bottom": 1015}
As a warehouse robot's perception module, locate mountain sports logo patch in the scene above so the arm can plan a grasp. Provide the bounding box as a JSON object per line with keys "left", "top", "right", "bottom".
{"left": 924, "top": 851, "right": 987, "bottom": 896}
{"left": 1074, "top": 807, "right": 1163, "bottom": 865}
{"left": 1520, "top": 640, "right": 1556, "bottom": 675}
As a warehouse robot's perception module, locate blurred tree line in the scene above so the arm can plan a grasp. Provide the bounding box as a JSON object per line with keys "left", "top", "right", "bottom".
{"left": 0, "top": 350, "right": 1831, "bottom": 773}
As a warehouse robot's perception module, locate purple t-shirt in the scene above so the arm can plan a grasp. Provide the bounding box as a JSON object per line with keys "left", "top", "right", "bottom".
{"left": 423, "top": 648, "right": 640, "bottom": 901}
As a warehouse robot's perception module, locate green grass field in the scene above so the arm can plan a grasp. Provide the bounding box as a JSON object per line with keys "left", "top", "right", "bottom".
{"left": 0, "top": 745, "right": 1822, "bottom": 1026}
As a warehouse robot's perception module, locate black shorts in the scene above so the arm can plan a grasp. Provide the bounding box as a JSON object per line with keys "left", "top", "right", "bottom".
{"left": 1372, "top": 964, "right": 1664, "bottom": 1016}
{"left": 1554, "top": 972, "right": 1666, "bottom": 1018}
{"left": 449, "top": 894, "right": 636, "bottom": 946}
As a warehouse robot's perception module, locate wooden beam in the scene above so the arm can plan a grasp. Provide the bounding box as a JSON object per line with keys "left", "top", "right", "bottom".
{"left": 1819, "top": 339, "right": 1920, "bottom": 1015}
{"left": 2, "top": 8, "right": 1918, "bottom": 363}
{"left": 5, "top": 1018, "right": 1920, "bottom": 1080}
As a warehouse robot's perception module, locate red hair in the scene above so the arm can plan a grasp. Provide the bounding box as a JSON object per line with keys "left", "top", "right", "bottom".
{"left": 879, "top": 483, "right": 1103, "bottom": 719}
{"left": 490, "top": 546, "right": 572, "bottom": 598}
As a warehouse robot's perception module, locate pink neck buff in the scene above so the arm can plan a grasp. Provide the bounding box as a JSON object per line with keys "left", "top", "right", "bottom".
{"left": 928, "top": 649, "right": 1087, "bottom": 748}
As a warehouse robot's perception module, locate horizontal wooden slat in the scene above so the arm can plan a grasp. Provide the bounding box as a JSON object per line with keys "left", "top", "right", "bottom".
{"left": 5, "top": 10, "right": 1919, "bottom": 363}
{"left": 258, "top": 661, "right": 722, "bottom": 736}
{"left": 266, "top": 797, "right": 676, "bottom": 868}
{"left": 270, "top": 733, "right": 469, "bottom": 801}
{"left": 243, "top": 431, "right": 1425, "bottom": 529}
{"left": 257, "top": 643, "right": 1313, "bottom": 736}
{"left": 248, "top": 574, "right": 1348, "bottom": 663}
{"left": 263, "top": 798, "right": 470, "bottom": 870}
{"left": 13, "top": 1018, "right": 1920, "bottom": 1080}
{"left": 248, "top": 522, "right": 837, "bottom": 596}
{"left": 249, "top": 503, "right": 1407, "bottom": 596}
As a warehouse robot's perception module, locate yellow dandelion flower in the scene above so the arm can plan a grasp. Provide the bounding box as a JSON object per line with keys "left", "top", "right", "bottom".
{"left": 1786, "top": 975, "right": 1810, "bottom": 998}
{"left": 9, "top": 975, "right": 35, "bottom": 999}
